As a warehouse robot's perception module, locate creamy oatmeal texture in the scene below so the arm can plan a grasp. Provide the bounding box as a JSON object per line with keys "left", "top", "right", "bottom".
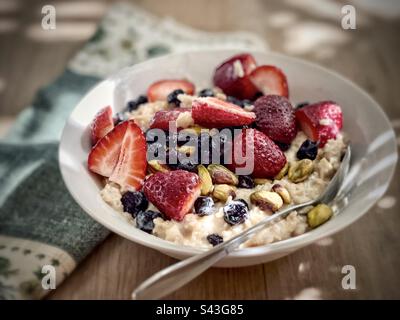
{"left": 101, "top": 127, "right": 346, "bottom": 249}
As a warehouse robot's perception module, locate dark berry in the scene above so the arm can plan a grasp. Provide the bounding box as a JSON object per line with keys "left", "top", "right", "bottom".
{"left": 194, "top": 196, "right": 215, "bottom": 216}
{"left": 114, "top": 112, "right": 126, "bottom": 125}
{"left": 275, "top": 141, "right": 291, "bottom": 152}
{"left": 242, "top": 99, "right": 252, "bottom": 106}
{"left": 297, "top": 139, "right": 318, "bottom": 160}
{"left": 207, "top": 234, "right": 223, "bottom": 246}
{"left": 176, "top": 159, "right": 198, "bottom": 172}
{"left": 127, "top": 95, "right": 148, "bottom": 111}
{"left": 296, "top": 102, "right": 309, "bottom": 109}
{"left": 253, "top": 91, "right": 263, "bottom": 100}
{"left": 227, "top": 96, "right": 245, "bottom": 107}
{"left": 121, "top": 191, "right": 149, "bottom": 217}
{"left": 136, "top": 210, "right": 163, "bottom": 233}
{"left": 198, "top": 88, "right": 215, "bottom": 97}
{"left": 236, "top": 198, "right": 249, "bottom": 210}
{"left": 237, "top": 175, "right": 255, "bottom": 189}
{"left": 167, "top": 89, "right": 184, "bottom": 107}
{"left": 223, "top": 200, "right": 249, "bottom": 225}
{"left": 166, "top": 150, "right": 198, "bottom": 172}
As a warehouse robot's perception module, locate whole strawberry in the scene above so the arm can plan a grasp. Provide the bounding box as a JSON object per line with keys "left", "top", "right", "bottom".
{"left": 229, "top": 128, "right": 287, "bottom": 178}
{"left": 143, "top": 170, "right": 201, "bottom": 221}
{"left": 295, "top": 101, "right": 343, "bottom": 147}
{"left": 253, "top": 95, "right": 297, "bottom": 144}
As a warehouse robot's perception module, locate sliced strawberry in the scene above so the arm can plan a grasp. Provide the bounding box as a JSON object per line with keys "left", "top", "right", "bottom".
{"left": 229, "top": 128, "right": 286, "bottom": 178}
{"left": 109, "top": 121, "right": 147, "bottom": 191}
{"left": 90, "top": 106, "right": 114, "bottom": 145}
{"left": 88, "top": 120, "right": 129, "bottom": 177}
{"left": 213, "top": 53, "right": 258, "bottom": 100}
{"left": 149, "top": 108, "right": 192, "bottom": 130}
{"left": 249, "top": 65, "right": 289, "bottom": 98}
{"left": 192, "top": 97, "right": 256, "bottom": 128}
{"left": 254, "top": 95, "right": 297, "bottom": 144}
{"left": 147, "top": 79, "right": 195, "bottom": 102}
{"left": 295, "top": 101, "right": 343, "bottom": 147}
{"left": 143, "top": 170, "right": 201, "bottom": 221}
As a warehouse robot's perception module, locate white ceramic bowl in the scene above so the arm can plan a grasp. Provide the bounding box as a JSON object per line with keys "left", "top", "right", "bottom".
{"left": 59, "top": 50, "right": 397, "bottom": 267}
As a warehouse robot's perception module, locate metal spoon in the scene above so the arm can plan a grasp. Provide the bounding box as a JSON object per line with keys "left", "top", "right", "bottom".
{"left": 132, "top": 146, "right": 351, "bottom": 300}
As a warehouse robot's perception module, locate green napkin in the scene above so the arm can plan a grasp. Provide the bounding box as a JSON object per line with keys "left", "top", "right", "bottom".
{"left": 0, "top": 3, "right": 266, "bottom": 299}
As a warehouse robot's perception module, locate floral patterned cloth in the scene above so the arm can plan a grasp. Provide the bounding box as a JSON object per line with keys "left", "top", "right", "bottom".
{"left": 0, "top": 2, "right": 267, "bottom": 299}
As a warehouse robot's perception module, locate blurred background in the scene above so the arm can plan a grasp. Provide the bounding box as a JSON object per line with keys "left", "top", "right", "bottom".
{"left": 0, "top": 0, "right": 399, "bottom": 299}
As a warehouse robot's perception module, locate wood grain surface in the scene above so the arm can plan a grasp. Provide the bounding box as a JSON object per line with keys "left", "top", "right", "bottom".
{"left": 0, "top": 0, "right": 399, "bottom": 299}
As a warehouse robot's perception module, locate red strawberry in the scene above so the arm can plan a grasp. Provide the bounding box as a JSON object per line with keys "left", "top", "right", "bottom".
{"left": 192, "top": 97, "right": 256, "bottom": 128}
{"left": 149, "top": 108, "right": 192, "bottom": 130}
{"left": 295, "top": 101, "right": 343, "bottom": 147}
{"left": 249, "top": 65, "right": 289, "bottom": 98}
{"left": 147, "top": 79, "right": 195, "bottom": 102}
{"left": 88, "top": 120, "right": 129, "bottom": 177}
{"left": 254, "top": 95, "right": 297, "bottom": 144}
{"left": 90, "top": 106, "right": 114, "bottom": 145}
{"left": 213, "top": 53, "right": 258, "bottom": 100}
{"left": 229, "top": 128, "right": 286, "bottom": 178}
{"left": 109, "top": 121, "right": 147, "bottom": 191}
{"left": 143, "top": 170, "right": 201, "bottom": 221}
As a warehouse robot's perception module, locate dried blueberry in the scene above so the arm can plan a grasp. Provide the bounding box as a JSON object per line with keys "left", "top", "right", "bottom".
{"left": 275, "top": 141, "right": 291, "bottom": 152}
{"left": 207, "top": 234, "right": 223, "bottom": 246}
{"left": 127, "top": 95, "right": 148, "bottom": 111}
{"left": 114, "top": 112, "right": 126, "bottom": 125}
{"left": 236, "top": 198, "right": 249, "bottom": 210}
{"left": 296, "top": 102, "right": 309, "bottom": 109}
{"left": 136, "top": 210, "right": 163, "bottom": 233}
{"left": 176, "top": 159, "right": 198, "bottom": 172}
{"left": 167, "top": 89, "right": 185, "bottom": 107}
{"left": 121, "top": 191, "right": 149, "bottom": 217}
{"left": 297, "top": 139, "right": 318, "bottom": 160}
{"left": 227, "top": 96, "right": 245, "bottom": 107}
{"left": 194, "top": 196, "right": 215, "bottom": 216}
{"left": 166, "top": 150, "right": 198, "bottom": 172}
{"left": 242, "top": 99, "right": 253, "bottom": 107}
{"left": 223, "top": 200, "right": 249, "bottom": 225}
{"left": 198, "top": 88, "right": 215, "bottom": 97}
{"left": 238, "top": 175, "right": 255, "bottom": 189}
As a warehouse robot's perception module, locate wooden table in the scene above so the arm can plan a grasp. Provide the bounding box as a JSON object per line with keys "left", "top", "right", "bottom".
{"left": 1, "top": 0, "right": 399, "bottom": 299}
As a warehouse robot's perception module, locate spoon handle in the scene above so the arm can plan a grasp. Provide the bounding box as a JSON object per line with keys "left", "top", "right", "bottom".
{"left": 132, "top": 201, "right": 311, "bottom": 300}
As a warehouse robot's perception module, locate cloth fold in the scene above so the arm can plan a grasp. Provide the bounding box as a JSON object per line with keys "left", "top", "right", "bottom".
{"left": 0, "top": 3, "right": 266, "bottom": 299}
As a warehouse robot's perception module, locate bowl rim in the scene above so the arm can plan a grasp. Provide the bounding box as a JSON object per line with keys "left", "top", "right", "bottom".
{"left": 59, "top": 49, "right": 398, "bottom": 258}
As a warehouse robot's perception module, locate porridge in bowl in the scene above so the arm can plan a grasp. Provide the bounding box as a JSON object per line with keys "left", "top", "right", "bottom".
{"left": 87, "top": 53, "right": 347, "bottom": 249}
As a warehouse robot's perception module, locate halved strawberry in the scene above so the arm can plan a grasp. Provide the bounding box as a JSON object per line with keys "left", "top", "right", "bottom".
{"left": 295, "top": 101, "right": 343, "bottom": 147}
{"left": 143, "top": 170, "right": 201, "bottom": 221}
{"left": 88, "top": 120, "right": 129, "bottom": 177}
{"left": 90, "top": 106, "right": 114, "bottom": 145}
{"left": 229, "top": 128, "right": 286, "bottom": 178}
{"left": 192, "top": 97, "right": 256, "bottom": 128}
{"left": 149, "top": 108, "right": 192, "bottom": 130}
{"left": 147, "top": 79, "right": 195, "bottom": 102}
{"left": 109, "top": 121, "right": 147, "bottom": 191}
{"left": 213, "top": 53, "right": 258, "bottom": 100}
{"left": 249, "top": 65, "right": 289, "bottom": 98}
